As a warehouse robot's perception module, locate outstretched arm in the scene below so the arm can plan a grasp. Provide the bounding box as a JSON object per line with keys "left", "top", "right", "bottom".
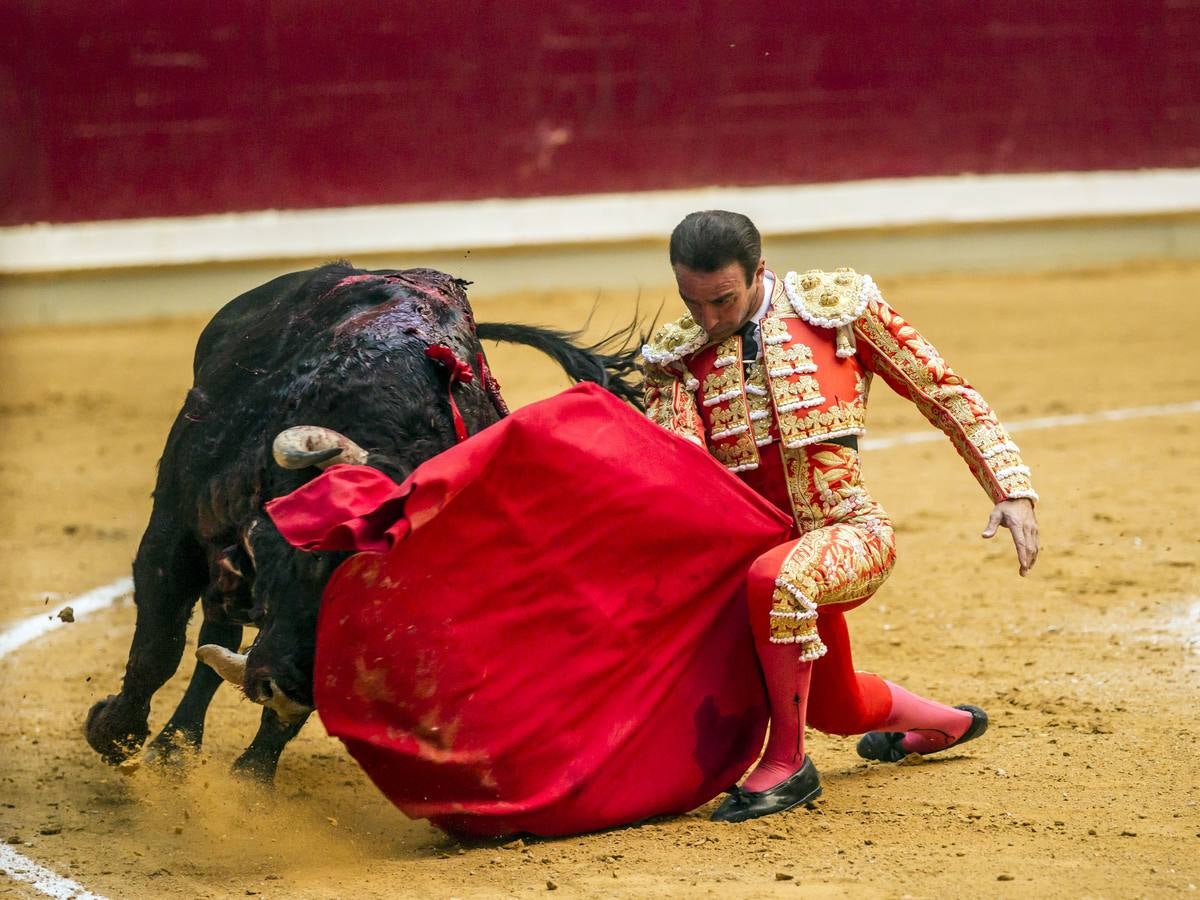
{"left": 852, "top": 285, "right": 1039, "bottom": 573}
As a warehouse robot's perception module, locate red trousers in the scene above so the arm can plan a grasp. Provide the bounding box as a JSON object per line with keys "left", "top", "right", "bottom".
{"left": 746, "top": 549, "right": 891, "bottom": 735}
{"left": 741, "top": 447, "right": 894, "bottom": 736}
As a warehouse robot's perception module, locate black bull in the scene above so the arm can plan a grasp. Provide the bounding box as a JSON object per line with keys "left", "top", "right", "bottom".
{"left": 85, "top": 263, "right": 641, "bottom": 780}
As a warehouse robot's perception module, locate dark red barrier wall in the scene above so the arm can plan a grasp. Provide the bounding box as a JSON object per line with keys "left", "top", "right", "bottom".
{"left": 3, "top": 2, "right": 1198, "bottom": 226}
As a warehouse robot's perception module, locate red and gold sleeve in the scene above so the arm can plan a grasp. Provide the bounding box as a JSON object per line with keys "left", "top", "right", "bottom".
{"left": 643, "top": 364, "right": 706, "bottom": 447}
{"left": 852, "top": 289, "right": 1038, "bottom": 505}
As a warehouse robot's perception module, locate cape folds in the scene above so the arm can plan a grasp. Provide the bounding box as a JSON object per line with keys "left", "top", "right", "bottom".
{"left": 267, "top": 383, "right": 793, "bottom": 836}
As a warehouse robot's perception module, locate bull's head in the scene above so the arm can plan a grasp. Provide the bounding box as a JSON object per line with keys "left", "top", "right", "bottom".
{"left": 195, "top": 645, "right": 312, "bottom": 724}
{"left": 196, "top": 424, "right": 370, "bottom": 722}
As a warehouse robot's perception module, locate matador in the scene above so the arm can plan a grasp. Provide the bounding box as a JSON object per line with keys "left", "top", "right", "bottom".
{"left": 641, "top": 210, "right": 1040, "bottom": 822}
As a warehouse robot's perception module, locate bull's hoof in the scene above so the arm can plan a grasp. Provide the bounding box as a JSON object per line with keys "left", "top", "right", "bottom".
{"left": 230, "top": 750, "right": 279, "bottom": 785}
{"left": 85, "top": 695, "right": 150, "bottom": 764}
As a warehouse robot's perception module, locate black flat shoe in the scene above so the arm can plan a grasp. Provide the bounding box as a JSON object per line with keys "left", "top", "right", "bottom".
{"left": 710, "top": 757, "right": 822, "bottom": 823}
{"left": 856, "top": 704, "right": 989, "bottom": 763}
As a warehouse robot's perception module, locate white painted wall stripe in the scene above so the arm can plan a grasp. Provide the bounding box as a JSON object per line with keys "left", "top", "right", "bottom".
{"left": 1, "top": 397, "right": 1198, "bottom": 898}
{"left": 3, "top": 168, "right": 1199, "bottom": 273}
{"left": 0, "top": 844, "right": 108, "bottom": 900}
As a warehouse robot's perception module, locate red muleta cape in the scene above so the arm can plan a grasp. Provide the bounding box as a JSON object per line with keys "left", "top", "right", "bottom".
{"left": 266, "top": 383, "right": 792, "bottom": 837}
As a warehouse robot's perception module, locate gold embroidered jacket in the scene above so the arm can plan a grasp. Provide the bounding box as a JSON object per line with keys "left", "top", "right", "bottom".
{"left": 641, "top": 268, "right": 1038, "bottom": 508}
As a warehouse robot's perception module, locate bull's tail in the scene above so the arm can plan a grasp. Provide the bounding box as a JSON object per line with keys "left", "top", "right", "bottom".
{"left": 476, "top": 321, "right": 645, "bottom": 410}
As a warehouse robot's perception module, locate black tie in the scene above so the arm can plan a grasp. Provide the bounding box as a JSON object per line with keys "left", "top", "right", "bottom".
{"left": 738, "top": 318, "right": 759, "bottom": 365}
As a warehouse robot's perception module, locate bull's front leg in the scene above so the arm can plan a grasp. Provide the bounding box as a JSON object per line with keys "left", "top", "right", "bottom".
{"left": 86, "top": 522, "right": 206, "bottom": 764}
{"left": 143, "top": 618, "right": 243, "bottom": 767}
{"left": 231, "top": 707, "right": 312, "bottom": 783}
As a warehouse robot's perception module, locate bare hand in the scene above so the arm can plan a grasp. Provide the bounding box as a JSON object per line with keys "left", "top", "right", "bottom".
{"left": 982, "top": 498, "right": 1039, "bottom": 576}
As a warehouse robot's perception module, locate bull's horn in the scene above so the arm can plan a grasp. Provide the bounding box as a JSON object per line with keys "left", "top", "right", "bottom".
{"left": 196, "top": 644, "right": 248, "bottom": 686}
{"left": 272, "top": 426, "right": 368, "bottom": 469}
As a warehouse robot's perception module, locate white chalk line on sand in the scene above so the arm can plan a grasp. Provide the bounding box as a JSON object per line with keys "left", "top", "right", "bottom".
{"left": 0, "top": 578, "right": 132, "bottom": 661}
{"left": 0, "top": 580, "right": 130, "bottom": 900}
{"left": 861, "top": 399, "right": 1200, "bottom": 450}
{"left": 0, "top": 845, "right": 106, "bottom": 900}
{"left": 0, "top": 398, "right": 1198, "bottom": 899}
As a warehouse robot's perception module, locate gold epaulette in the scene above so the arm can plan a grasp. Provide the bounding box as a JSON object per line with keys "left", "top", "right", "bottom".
{"left": 783, "top": 268, "right": 881, "bottom": 358}
{"left": 782, "top": 268, "right": 875, "bottom": 329}
{"left": 640, "top": 313, "right": 708, "bottom": 367}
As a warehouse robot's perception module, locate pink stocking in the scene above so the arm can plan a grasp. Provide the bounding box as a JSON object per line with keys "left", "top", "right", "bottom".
{"left": 882, "top": 681, "right": 972, "bottom": 754}
{"left": 742, "top": 641, "right": 814, "bottom": 793}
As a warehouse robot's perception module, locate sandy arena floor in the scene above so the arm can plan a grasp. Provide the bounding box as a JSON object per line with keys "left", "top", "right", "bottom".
{"left": 1, "top": 260, "right": 1198, "bottom": 899}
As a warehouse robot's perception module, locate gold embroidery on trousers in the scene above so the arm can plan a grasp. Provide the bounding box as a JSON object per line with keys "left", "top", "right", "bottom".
{"left": 768, "top": 441, "right": 902, "bottom": 652}
{"left": 769, "top": 522, "right": 896, "bottom": 648}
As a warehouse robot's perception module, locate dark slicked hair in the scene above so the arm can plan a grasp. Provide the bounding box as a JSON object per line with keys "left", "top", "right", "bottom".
{"left": 669, "top": 210, "right": 762, "bottom": 286}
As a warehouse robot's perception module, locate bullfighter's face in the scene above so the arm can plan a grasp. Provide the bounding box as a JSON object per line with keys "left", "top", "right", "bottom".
{"left": 673, "top": 259, "right": 765, "bottom": 345}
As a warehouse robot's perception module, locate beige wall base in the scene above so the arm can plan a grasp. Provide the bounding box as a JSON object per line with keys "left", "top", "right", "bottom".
{"left": 1, "top": 214, "right": 1197, "bottom": 329}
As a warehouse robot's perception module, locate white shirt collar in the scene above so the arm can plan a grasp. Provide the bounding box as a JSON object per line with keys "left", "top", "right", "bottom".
{"left": 753, "top": 270, "right": 775, "bottom": 324}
